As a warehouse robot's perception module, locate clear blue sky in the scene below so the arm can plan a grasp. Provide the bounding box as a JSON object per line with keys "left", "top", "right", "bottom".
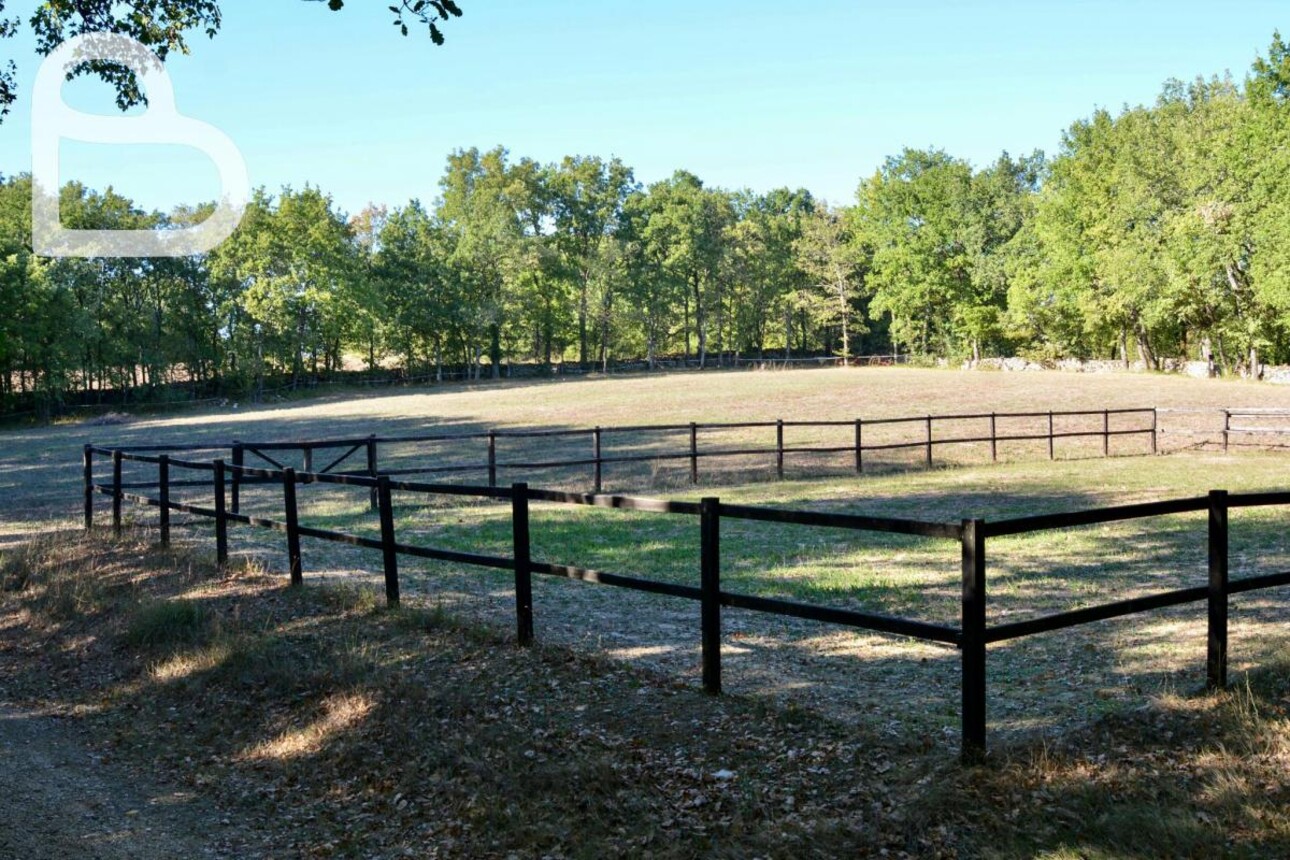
{"left": 0, "top": 0, "right": 1286, "bottom": 215}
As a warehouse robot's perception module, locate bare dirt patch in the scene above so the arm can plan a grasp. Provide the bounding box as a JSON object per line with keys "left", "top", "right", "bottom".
{"left": 0, "top": 706, "right": 250, "bottom": 859}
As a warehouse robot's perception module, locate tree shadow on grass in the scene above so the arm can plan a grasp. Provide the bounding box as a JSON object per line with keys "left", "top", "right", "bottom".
{"left": 6, "top": 529, "right": 1290, "bottom": 857}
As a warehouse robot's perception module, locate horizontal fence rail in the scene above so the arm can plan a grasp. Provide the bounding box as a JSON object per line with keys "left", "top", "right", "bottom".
{"left": 85, "top": 407, "right": 1290, "bottom": 762}
{"left": 99, "top": 407, "right": 1161, "bottom": 507}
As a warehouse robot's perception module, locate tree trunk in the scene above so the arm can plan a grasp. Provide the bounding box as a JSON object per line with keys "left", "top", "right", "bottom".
{"left": 1135, "top": 326, "right": 1156, "bottom": 370}
{"left": 600, "top": 289, "right": 612, "bottom": 373}
{"left": 784, "top": 303, "right": 792, "bottom": 360}
{"left": 694, "top": 277, "right": 707, "bottom": 369}
{"left": 841, "top": 305, "right": 850, "bottom": 367}
{"left": 578, "top": 276, "right": 589, "bottom": 368}
{"left": 683, "top": 293, "right": 692, "bottom": 361}
{"left": 489, "top": 323, "right": 501, "bottom": 380}
{"left": 714, "top": 284, "right": 725, "bottom": 369}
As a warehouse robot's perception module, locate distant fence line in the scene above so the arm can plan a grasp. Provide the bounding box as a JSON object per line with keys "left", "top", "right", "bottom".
{"left": 97, "top": 407, "right": 1161, "bottom": 507}
{"left": 85, "top": 440, "right": 1290, "bottom": 761}
{"left": 3, "top": 353, "right": 910, "bottom": 421}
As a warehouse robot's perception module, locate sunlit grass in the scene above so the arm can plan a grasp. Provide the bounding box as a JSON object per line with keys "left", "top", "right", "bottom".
{"left": 242, "top": 693, "right": 375, "bottom": 762}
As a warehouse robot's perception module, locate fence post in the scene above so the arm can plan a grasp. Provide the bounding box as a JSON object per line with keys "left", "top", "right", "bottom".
{"left": 701, "top": 497, "right": 721, "bottom": 695}
{"left": 1151, "top": 408, "right": 1159, "bottom": 455}
{"left": 1103, "top": 410, "right": 1110, "bottom": 457}
{"left": 487, "top": 431, "right": 498, "bottom": 489}
{"left": 1207, "top": 490, "right": 1229, "bottom": 690}
{"left": 961, "top": 518, "right": 987, "bottom": 763}
{"left": 854, "top": 418, "right": 863, "bottom": 474}
{"left": 512, "top": 482, "right": 533, "bottom": 646}
{"left": 378, "top": 476, "right": 399, "bottom": 608}
{"left": 592, "top": 427, "right": 603, "bottom": 494}
{"left": 1047, "top": 411, "right": 1055, "bottom": 460}
{"left": 231, "top": 442, "right": 243, "bottom": 515}
{"left": 83, "top": 445, "right": 94, "bottom": 532}
{"left": 925, "top": 416, "right": 934, "bottom": 468}
{"left": 158, "top": 455, "right": 170, "bottom": 547}
{"left": 1222, "top": 410, "right": 1230, "bottom": 454}
{"left": 689, "top": 423, "right": 699, "bottom": 485}
{"left": 112, "top": 449, "right": 123, "bottom": 536}
{"left": 776, "top": 419, "right": 785, "bottom": 480}
{"left": 990, "top": 413, "right": 997, "bottom": 463}
{"left": 283, "top": 467, "right": 303, "bottom": 586}
{"left": 213, "top": 459, "right": 228, "bottom": 567}
{"left": 367, "top": 435, "right": 379, "bottom": 511}
{"left": 302, "top": 445, "right": 313, "bottom": 474}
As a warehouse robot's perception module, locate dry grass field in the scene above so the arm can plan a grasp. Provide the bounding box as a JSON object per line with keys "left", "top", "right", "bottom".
{"left": 4, "top": 365, "right": 1290, "bottom": 856}
{"left": 5, "top": 364, "right": 1290, "bottom": 534}
{"left": 13, "top": 365, "right": 1286, "bottom": 732}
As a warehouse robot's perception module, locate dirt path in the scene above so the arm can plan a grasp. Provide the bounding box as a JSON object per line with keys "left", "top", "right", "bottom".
{"left": 0, "top": 706, "right": 250, "bottom": 859}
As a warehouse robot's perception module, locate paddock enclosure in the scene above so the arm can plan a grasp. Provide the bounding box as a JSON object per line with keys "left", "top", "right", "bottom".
{"left": 58, "top": 367, "right": 1290, "bottom": 759}
{"left": 0, "top": 366, "right": 1279, "bottom": 757}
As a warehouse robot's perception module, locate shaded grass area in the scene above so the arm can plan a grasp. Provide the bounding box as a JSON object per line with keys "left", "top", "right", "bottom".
{"left": 121, "top": 452, "right": 1290, "bottom": 744}
{"left": 2, "top": 532, "right": 1290, "bottom": 858}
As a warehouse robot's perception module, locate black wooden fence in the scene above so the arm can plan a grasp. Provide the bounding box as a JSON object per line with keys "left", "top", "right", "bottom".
{"left": 84, "top": 435, "right": 1289, "bottom": 761}
{"left": 95, "top": 407, "right": 1160, "bottom": 515}
{"left": 1221, "top": 408, "right": 1290, "bottom": 452}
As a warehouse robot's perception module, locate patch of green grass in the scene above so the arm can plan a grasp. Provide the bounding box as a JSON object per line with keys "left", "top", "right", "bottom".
{"left": 258, "top": 451, "right": 1290, "bottom": 621}
{"left": 122, "top": 598, "right": 211, "bottom": 648}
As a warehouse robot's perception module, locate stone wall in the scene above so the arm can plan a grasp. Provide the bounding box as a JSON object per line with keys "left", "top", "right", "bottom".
{"left": 963, "top": 357, "right": 1225, "bottom": 379}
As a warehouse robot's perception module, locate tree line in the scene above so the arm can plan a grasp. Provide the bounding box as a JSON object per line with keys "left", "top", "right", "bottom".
{"left": 3, "top": 34, "right": 1289, "bottom": 412}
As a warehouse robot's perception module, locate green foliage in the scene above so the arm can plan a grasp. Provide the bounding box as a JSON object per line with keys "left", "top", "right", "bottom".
{"left": 9, "top": 32, "right": 1290, "bottom": 411}
{"left": 0, "top": 2, "right": 464, "bottom": 119}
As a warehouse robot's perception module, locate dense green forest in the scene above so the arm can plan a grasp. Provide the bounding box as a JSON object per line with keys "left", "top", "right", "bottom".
{"left": 3, "top": 34, "right": 1290, "bottom": 412}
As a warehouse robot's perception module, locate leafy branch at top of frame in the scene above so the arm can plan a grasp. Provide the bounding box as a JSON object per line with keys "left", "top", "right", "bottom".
{"left": 328, "top": 0, "right": 463, "bottom": 44}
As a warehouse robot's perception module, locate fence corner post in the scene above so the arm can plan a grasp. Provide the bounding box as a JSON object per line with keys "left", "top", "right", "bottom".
{"left": 689, "top": 423, "right": 699, "bottom": 485}
{"left": 213, "top": 459, "right": 228, "bottom": 568}
{"left": 855, "top": 418, "right": 863, "bottom": 474}
{"left": 776, "top": 419, "right": 785, "bottom": 480}
{"left": 700, "top": 496, "right": 722, "bottom": 695}
{"left": 158, "top": 455, "right": 171, "bottom": 547}
{"left": 487, "top": 431, "right": 498, "bottom": 489}
{"left": 961, "top": 518, "right": 987, "bottom": 764}
{"left": 512, "top": 482, "right": 533, "bottom": 646}
{"left": 1207, "top": 489, "right": 1229, "bottom": 690}
{"left": 83, "top": 445, "right": 94, "bottom": 532}
{"left": 592, "top": 427, "right": 603, "bottom": 494}
{"left": 231, "top": 441, "right": 243, "bottom": 515}
{"left": 924, "top": 415, "right": 934, "bottom": 468}
{"left": 378, "top": 475, "right": 399, "bottom": 608}
{"left": 367, "top": 435, "right": 379, "bottom": 511}
{"left": 283, "top": 467, "right": 302, "bottom": 586}
{"left": 111, "top": 449, "right": 123, "bottom": 536}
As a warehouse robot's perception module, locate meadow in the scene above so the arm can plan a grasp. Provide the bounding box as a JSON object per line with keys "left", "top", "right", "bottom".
{"left": 33, "top": 366, "right": 1290, "bottom": 741}
{"left": 7, "top": 364, "right": 1290, "bottom": 855}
